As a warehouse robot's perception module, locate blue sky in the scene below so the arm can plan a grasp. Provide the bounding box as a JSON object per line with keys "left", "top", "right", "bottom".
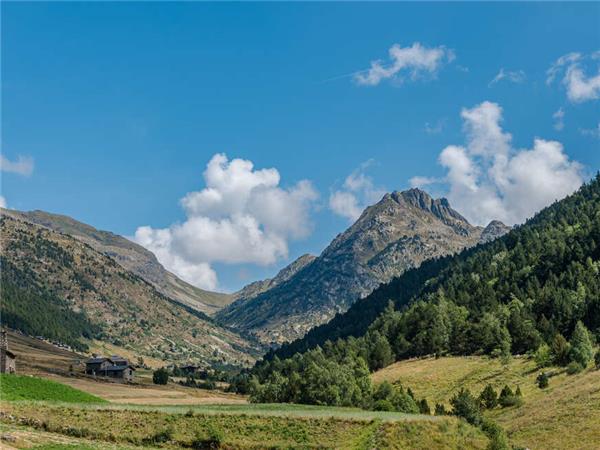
{"left": 2, "top": 2, "right": 599, "bottom": 292}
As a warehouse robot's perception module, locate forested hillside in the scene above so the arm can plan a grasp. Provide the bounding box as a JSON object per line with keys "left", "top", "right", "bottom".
{"left": 0, "top": 214, "right": 260, "bottom": 366}
{"left": 240, "top": 174, "right": 600, "bottom": 406}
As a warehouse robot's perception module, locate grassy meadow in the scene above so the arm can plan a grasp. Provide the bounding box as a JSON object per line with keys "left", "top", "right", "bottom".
{"left": 372, "top": 355, "right": 600, "bottom": 450}
{"left": 0, "top": 374, "right": 106, "bottom": 403}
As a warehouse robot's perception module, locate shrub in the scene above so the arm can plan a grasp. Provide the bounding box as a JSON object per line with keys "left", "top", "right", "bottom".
{"left": 373, "top": 399, "right": 395, "bottom": 411}
{"left": 190, "top": 424, "right": 224, "bottom": 449}
{"left": 498, "top": 385, "right": 522, "bottom": 408}
{"left": 595, "top": 351, "right": 600, "bottom": 370}
{"left": 479, "top": 384, "right": 498, "bottom": 409}
{"left": 537, "top": 372, "right": 549, "bottom": 389}
{"left": 418, "top": 398, "right": 431, "bottom": 415}
{"left": 534, "top": 343, "right": 552, "bottom": 368}
{"left": 152, "top": 368, "right": 169, "bottom": 385}
{"left": 434, "top": 403, "right": 447, "bottom": 415}
{"left": 450, "top": 388, "right": 482, "bottom": 426}
{"left": 481, "top": 418, "right": 510, "bottom": 450}
{"left": 566, "top": 361, "right": 584, "bottom": 375}
{"left": 144, "top": 427, "right": 173, "bottom": 444}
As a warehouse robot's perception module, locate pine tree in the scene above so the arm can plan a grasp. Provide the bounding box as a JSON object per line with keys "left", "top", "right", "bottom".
{"left": 569, "top": 321, "right": 594, "bottom": 368}
{"left": 551, "top": 334, "right": 571, "bottom": 366}
{"left": 479, "top": 384, "right": 498, "bottom": 409}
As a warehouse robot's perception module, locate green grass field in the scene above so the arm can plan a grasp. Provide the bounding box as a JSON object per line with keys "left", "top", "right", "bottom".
{"left": 0, "top": 401, "right": 488, "bottom": 449}
{"left": 372, "top": 355, "right": 600, "bottom": 450}
{"left": 0, "top": 374, "right": 106, "bottom": 403}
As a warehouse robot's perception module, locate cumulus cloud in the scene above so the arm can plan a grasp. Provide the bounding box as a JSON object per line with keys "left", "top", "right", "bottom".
{"left": 0, "top": 196, "right": 6, "bottom": 209}
{"left": 354, "top": 42, "right": 454, "bottom": 86}
{"left": 329, "top": 162, "right": 386, "bottom": 222}
{"left": 413, "top": 101, "right": 584, "bottom": 226}
{"left": 0, "top": 154, "right": 34, "bottom": 176}
{"left": 134, "top": 154, "right": 318, "bottom": 290}
{"left": 547, "top": 51, "right": 600, "bottom": 102}
{"left": 409, "top": 176, "right": 439, "bottom": 188}
{"left": 553, "top": 108, "right": 565, "bottom": 131}
{"left": 488, "top": 68, "right": 526, "bottom": 86}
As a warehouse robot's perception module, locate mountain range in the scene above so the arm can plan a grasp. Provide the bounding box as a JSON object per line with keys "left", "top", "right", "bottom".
{"left": 0, "top": 188, "right": 510, "bottom": 363}
{"left": 0, "top": 211, "right": 259, "bottom": 366}
{"left": 216, "top": 189, "right": 510, "bottom": 345}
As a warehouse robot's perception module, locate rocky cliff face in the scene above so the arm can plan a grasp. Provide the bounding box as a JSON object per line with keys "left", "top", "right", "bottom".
{"left": 1, "top": 209, "right": 233, "bottom": 315}
{"left": 217, "top": 189, "right": 509, "bottom": 345}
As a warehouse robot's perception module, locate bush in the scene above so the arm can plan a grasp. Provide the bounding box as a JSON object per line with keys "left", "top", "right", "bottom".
{"left": 498, "top": 385, "right": 522, "bottom": 408}
{"left": 434, "top": 403, "right": 447, "bottom": 415}
{"left": 418, "top": 398, "right": 431, "bottom": 415}
{"left": 479, "top": 384, "right": 498, "bottom": 409}
{"left": 534, "top": 343, "right": 552, "bottom": 368}
{"left": 595, "top": 351, "right": 600, "bottom": 370}
{"left": 373, "top": 399, "right": 395, "bottom": 411}
{"left": 152, "top": 368, "right": 169, "bottom": 385}
{"left": 481, "top": 418, "right": 510, "bottom": 450}
{"left": 537, "top": 372, "right": 549, "bottom": 389}
{"left": 566, "top": 361, "right": 584, "bottom": 375}
{"left": 450, "top": 388, "right": 482, "bottom": 426}
{"left": 191, "top": 424, "right": 224, "bottom": 449}
{"left": 144, "top": 427, "right": 173, "bottom": 444}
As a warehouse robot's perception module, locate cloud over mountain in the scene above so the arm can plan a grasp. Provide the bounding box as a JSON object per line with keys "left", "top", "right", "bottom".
{"left": 413, "top": 101, "right": 584, "bottom": 226}
{"left": 329, "top": 162, "right": 386, "bottom": 222}
{"left": 135, "top": 154, "right": 318, "bottom": 290}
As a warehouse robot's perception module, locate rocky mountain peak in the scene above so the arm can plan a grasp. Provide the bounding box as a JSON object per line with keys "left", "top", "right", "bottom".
{"left": 480, "top": 220, "right": 512, "bottom": 243}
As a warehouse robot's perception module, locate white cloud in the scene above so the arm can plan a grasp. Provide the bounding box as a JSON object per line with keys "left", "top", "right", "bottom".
{"left": 580, "top": 122, "right": 600, "bottom": 139}
{"left": 354, "top": 42, "right": 454, "bottom": 86}
{"left": 134, "top": 154, "right": 318, "bottom": 290}
{"left": 547, "top": 51, "right": 600, "bottom": 103}
{"left": 0, "top": 154, "right": 34, "bottom": 176}
{"left": 553, "top": 108, "right": 565, "bottom": 131}
{"left": 0, "top": 196, "right": 6, "bottom": 208}
{"left": 414, "top": 101, "right": 584, "bottom": 226}
{"left": 329, "top": 162, "right": 386, "bottom": 222}
{"left": 409, "top": 176, "right": 439, "bottom": 188}
{"left": 488, "top": 68, "right": 526, "bottom": 86}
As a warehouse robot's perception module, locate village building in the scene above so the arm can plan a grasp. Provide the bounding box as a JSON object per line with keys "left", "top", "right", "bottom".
{"left": 85, "top": 355, "right": 135, "bottom": 382}
{"left": 0, "top": 330, "right": 16, "bottom": 374}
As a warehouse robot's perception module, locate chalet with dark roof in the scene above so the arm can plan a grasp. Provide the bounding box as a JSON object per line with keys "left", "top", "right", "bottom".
{"left": 85, "top": 355, "right": 135, "bottom": 382}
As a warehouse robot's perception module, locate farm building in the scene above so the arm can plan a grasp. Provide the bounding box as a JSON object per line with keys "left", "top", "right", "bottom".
{"left": 85, "top": 355, "right": 135, "bottom": 382}
{"left": 0, "top": 330, "right": 16, "bottom": 374}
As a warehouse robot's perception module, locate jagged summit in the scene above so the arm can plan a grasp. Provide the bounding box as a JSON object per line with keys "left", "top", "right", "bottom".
{"left": 217, "top": 187, "right": 510, "bottom": 345}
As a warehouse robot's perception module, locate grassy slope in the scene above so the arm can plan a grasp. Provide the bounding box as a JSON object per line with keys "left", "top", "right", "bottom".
{"left": 372, "top": 355, "right": 600, "bottom": 450}
{"left": 0, "top": 402, "right": 488, "bottom": 449}
{"left": 0, "top": 374, "right": 106, "bottom": 403}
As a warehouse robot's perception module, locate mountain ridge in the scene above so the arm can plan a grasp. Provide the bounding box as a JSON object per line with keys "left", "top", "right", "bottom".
{"left": 0, "top": 208, "right": 233, "bottom": 315}
{"left": 218, "top": 188, "right": 509, "bottom": 345}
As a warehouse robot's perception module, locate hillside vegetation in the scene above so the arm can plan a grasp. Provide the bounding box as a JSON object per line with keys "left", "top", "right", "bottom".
{"left": 272, "top": 174, "right": 600, "bottom": 363}
{"left": 0, "top": 215, "right": 259, "bottom": 366}
{"left": 0, "top": 401, "right": 489, "bottom": 449}
{"left": 2, "top": 208, "right": 233, "bottom": 315}
{"left": 372, "top": 356, "right": 600, "bottom": 450}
